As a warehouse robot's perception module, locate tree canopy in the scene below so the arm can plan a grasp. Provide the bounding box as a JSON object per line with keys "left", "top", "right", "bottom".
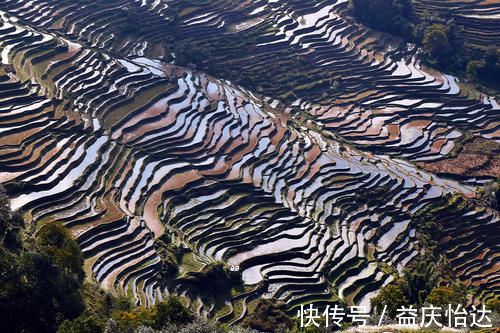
{"left": 350, "top": 0, "right": 413, "bottom": 38}
{"left": 0, "top": 187, "right": 85, "bottom": 333}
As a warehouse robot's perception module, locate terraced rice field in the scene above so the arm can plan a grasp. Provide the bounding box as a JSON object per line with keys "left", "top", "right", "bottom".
{"left": 413, "top": 0, "right": 500, "bottom": 47}
{"left": 0, "top": 0, "right": 498, "bottom": 323}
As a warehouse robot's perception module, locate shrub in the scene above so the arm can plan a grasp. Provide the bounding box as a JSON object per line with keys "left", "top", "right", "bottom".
{"left": 161, "top": 317, "right": 221, "bottom": 333}
{"left": 466, "top": 61, "right": 479, "bottom": 81}
{"left": 241, "top": 299, "right": 293, "bottom": 332}
{"left": 370, "top": 285, "right": 409, "bottom": 319}
{"left": 228, "top": 326, "right": 260, "bottom": 333}
{"left": 110, "top": 306, "right": 155, "bottom": 332}
{"left": 179, "top": 262, "right": 241, "bottom": 296}
{"left": 402, "top": 261, "right": 440, "bottom": 305}
{"left": 486, "top": 298, "right": 500, "bottom": 314}
{"left": 58, "top": 310, "right": 105, "bottom": 333}
{"left": 425, "top": 284, "right": 467, "bottom": 308}
{"left": 153, "top": 296, "right": 194, "bottom": 328}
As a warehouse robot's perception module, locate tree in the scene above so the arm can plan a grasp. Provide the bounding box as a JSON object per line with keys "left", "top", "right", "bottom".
{"left": 370, "top": 285, "right": 409, "bottom": 319}
{"left": 179, "top": 261, "right": 241, "bottom": 296}
{"left": 487, "top": 298, "right": 500, "bottom": 314}
{"left": 423, "top": 24, "right": 450, "bottom": 63}
{"left": 425, "top": 284, "right": 468, "bottom": 325}
{"left": 350, "top": 0, "right": 413, "bottom": 38}
{"left": 497, "top": 178, "right": 500, "bottom": 208}
{"left": 241, "top": 299, "right": 294, "bottom": 331}
{"left": 0, "top": 249, "right": 86, "bottom": 333}
{"left": 110, "top": 307, "right": 155, "bottom": 333}
{"left": 425, "top": 285, "right": 467, "bottom": 308}
{"left": 403, "top": 261, "right": 439, "bottom": 305}
{"left": 485, "top": 45, "right": 499, "bottom": 69}
{"left": 0, "top": 196, "right": 86, "bottom": 333}
{"left": 37, "top": 221, "right": 85, "bottom": 282}
{"left": 0, "top": 185, "right": 10, "bottom": 221}
{"left": 58, "top": 310, "right": 105, "bottom": 333}
{"left": 153, "top": 296, "right": 194, "bottom": 328}
{"left": 0, "top": 185, "right": 24, "bottom": 252}
{"left": 466, "top": 61, "right": 479, "bottom": 81}
{"left": 446, "top": 20, "right": 465, "bottom": 50}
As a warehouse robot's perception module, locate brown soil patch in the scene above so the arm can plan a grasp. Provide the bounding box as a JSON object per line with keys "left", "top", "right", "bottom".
{"left": 418, "top": 138, "right": 500, "bottom": 178}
